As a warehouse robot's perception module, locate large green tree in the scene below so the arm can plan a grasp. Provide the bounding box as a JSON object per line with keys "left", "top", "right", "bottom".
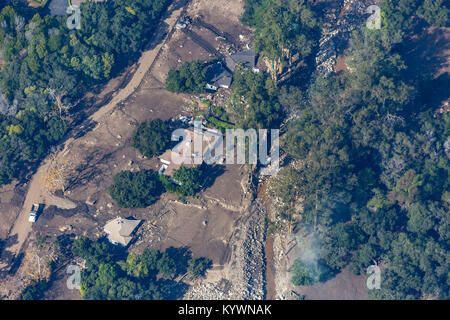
{"left": 133, "top": 119, "right": 171, "bottom": 158}
{"left": 108, "top": 170, "right": 163, "bottom": 208}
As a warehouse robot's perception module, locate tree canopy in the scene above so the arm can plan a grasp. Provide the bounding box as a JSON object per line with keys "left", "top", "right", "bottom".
{"left": 0, "top": 0, "right": 170, "bottom": 187}
{"left": 108, "top": 170, "right": 163, "bottom": 208}
{"left": 132, "top": 119, "right": 171, "bottom": 158}
{"left": 271, "top": 1, "right": 450, "bottom": 299}
{"left": 165, "top": 60, "right": 208, "bottom": 94}
{"left": 72, "top": 237, "right": 210, "bottom": 300}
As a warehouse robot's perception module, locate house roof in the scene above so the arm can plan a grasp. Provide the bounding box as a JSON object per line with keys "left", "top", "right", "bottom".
{"left": 159, "top": 126, "right": 223, "bottom": 176}
{"left": 104, "top": 217, "right": 142, "bottom": 246}
{"left": 206, "top": 62, "right": 232, "bottom": 89}
{"left": 226, "top": 50, "right": 257, "bottom": 72}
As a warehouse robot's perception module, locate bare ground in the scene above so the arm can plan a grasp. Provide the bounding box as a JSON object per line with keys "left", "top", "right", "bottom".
{"left": 1, "top": 0, "right": 262, "bottom": 300}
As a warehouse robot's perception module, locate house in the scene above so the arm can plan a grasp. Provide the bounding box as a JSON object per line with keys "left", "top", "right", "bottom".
{"left": 104, "top": 217, "right": 142, "bottom": 246}
{"left": 205, "top": 62, "right": 232, "bottom": 91}
{"left": 226, "top": 49, "right": 259, "bottom": 73}
{"left": 159, "top": 126, "right": 223, "bottom": 176}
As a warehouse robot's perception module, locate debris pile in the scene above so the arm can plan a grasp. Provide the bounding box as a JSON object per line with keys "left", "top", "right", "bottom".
{"left": 184, "top": 193, "right": 266, "bottom": 300}
{"left": 316, "top": 0, "right": 368, "bottom": 75}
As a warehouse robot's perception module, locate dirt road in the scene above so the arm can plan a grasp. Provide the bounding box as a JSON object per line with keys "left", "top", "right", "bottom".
{"left": 90, "top": 2, "right": 187, "bottom": 123}
{"left": 0, "top": 0, "right": 188, "bottom": 270}
{"left": 0, "top": 160, "right": 48, "bottom": 270}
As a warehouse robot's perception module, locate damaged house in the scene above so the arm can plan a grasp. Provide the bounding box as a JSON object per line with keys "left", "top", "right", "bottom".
{"left": 226, "top": 49, "right": 259, "bottom": 73}
{"left": 205, "top": 62, "right": 232, "bottom": 91}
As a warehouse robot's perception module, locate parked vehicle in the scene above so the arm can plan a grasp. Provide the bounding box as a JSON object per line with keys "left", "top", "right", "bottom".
{"left": 29, "top": 203, "right": 40, "bottom": 223}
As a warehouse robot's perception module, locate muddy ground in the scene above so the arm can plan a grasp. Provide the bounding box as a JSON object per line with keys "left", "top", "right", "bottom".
{"left": 1, "top": 0, "right": 448, "bottom": 301}
{"left": 1, "top": 0, "right": 263, "bottom": 300}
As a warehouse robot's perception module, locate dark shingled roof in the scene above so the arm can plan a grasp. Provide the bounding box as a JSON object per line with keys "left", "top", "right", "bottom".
{"left": 226, "top": 50, "right": 257, "bottom": 72}
{"left": 206, "top": 62, "right": 232, "bottom": 89}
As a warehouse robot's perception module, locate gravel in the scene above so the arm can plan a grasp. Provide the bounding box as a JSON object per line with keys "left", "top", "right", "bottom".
{"left": 184, "top": 200, "right": 267, "bottom": 300}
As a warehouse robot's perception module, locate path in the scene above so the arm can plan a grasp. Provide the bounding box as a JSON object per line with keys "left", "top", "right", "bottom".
{"left": 0, "top": 0, "right": 189, "bottom": 270}
{"left": 0, "top": 160, "right": 49, "bottom": 270}
{"left": 90, "top": 2, "right": 187, "bottom": 123}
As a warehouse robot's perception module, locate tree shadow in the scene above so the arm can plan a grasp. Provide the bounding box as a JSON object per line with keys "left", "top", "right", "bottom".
{"left": 400, "top": 26, "right": 450, "bottom": 84}
{"left": 8, "top": 252, "right": 24, "bottom": 276}
{"left": 0, "top": 233, "right": 19, "bottom": 269}
{"left": 164, "top": 246, "right": 192, "bottom": 277}
{"left": 418, "top": 73, "right": 450, "bottom": 112}
{"left": 201, "top": 164, "right": 226, "bottom": 190}
{"left": 317, "top": 259, "right": 340, "bottom": 283}
{"left": 157, "top": 278, "right": 190, "bottom": 300}
{"left": 56, "top": 233, "right": 77, "bottom": 258}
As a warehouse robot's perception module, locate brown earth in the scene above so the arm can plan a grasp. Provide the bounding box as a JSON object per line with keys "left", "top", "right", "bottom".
{"left": 1, "top": 0, "right": 257, "bottom": 300}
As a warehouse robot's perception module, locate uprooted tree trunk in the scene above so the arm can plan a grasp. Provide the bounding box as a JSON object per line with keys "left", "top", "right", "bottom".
{"left": 41, "top": 155, "right": 75, "bottom": 194}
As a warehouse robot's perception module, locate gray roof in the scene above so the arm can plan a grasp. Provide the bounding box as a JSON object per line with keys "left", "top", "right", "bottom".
{"left": 226, "top": 50, "right": 257, "bottom": 72}
{"left": 206, "top": 62, "right": 232, "bottom": 88}
{"left": 48, "top": 0, "right": 70, "bottom": 16}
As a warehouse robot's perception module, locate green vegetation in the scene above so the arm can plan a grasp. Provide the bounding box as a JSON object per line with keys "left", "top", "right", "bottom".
{"left": 237, "top": 0, "right": 450, "bottom": 299}
{"left": 379, "top": 0, "right": 449, "bottom": 45}
{"left": 20, "top": 281, "right": 48, "bottom": 300}
{"left": 0, "top": 0, "right": 171, "bottom": 187}
{"left": 241, "top": 0, "right": 321, "bottom": 78}
{"left": 172, "top": 165, "right": 203, "bottom": 197}
{"left": 72, "top": 237, "right": 209, "bottom": 300}
{"left": 205, "top": 116, "right": 234, "bottom": 133}
{"left": 279, "top": 25, "right": 449, "bottom": 299}
{"left": 109, "top": 165, "right": 204, "bottom": 208}
{"left": 165, "top": 60, "right": 208, "bottom": 94}
{"left": 132, "top": 119, "right": 171, "bottom": 158}
{"left": 0, "top": 110, "right": 68, "bottom": 185}
{"left": 108, "top": 170, "right": 163, "bottom": 208}
{"left": 228, "top": 65, "right": 283, "bottom": 129}
{"left": 417, "top": 0, "right": 449, "bottom": 27}
{"left": 289, "top": 260, "right": 324, "bottom": 286}
{"left": 187, "top": 257, "right": 212, "bottom": 280}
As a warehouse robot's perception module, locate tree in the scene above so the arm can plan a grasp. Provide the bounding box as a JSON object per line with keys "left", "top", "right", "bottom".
{"left": 132, "top": 119, "right": 171, "bottom": 158}
{"left": 0, "top": 1, "right": 171, "bottom": 187}
{"left": 187, "top": 257, "right": 212, "bottom": 280}
{"left": 417, "top": 0, "right": 449, "bottom": 27}
{"left": 228, "top": 66, "right": 283, "bottom": 129}
{"left": 165, "top": 60, "right": 208, "bottom": 94}
{"left": 156, "top": 252, "right": 176, "bottom": 278}
{"left": 249, "top": 0, "right": 321, "bottom": 79}
{"left": 289, "top": 260, "right": 322, "bottom": 286}
{"left": 172, "top": 165, "right": 202, "bottom": 197}
{"left": 276, "top": 0, "right": 449, "bottom": 300}
{"left": 21, "top": 281, "right": 48, "bottom": 300}
{"left": 406, "top": 202, "right": 434, "bottom": 235}
{"left": 108, "top": 170, "right": 163, "bottom": 208}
